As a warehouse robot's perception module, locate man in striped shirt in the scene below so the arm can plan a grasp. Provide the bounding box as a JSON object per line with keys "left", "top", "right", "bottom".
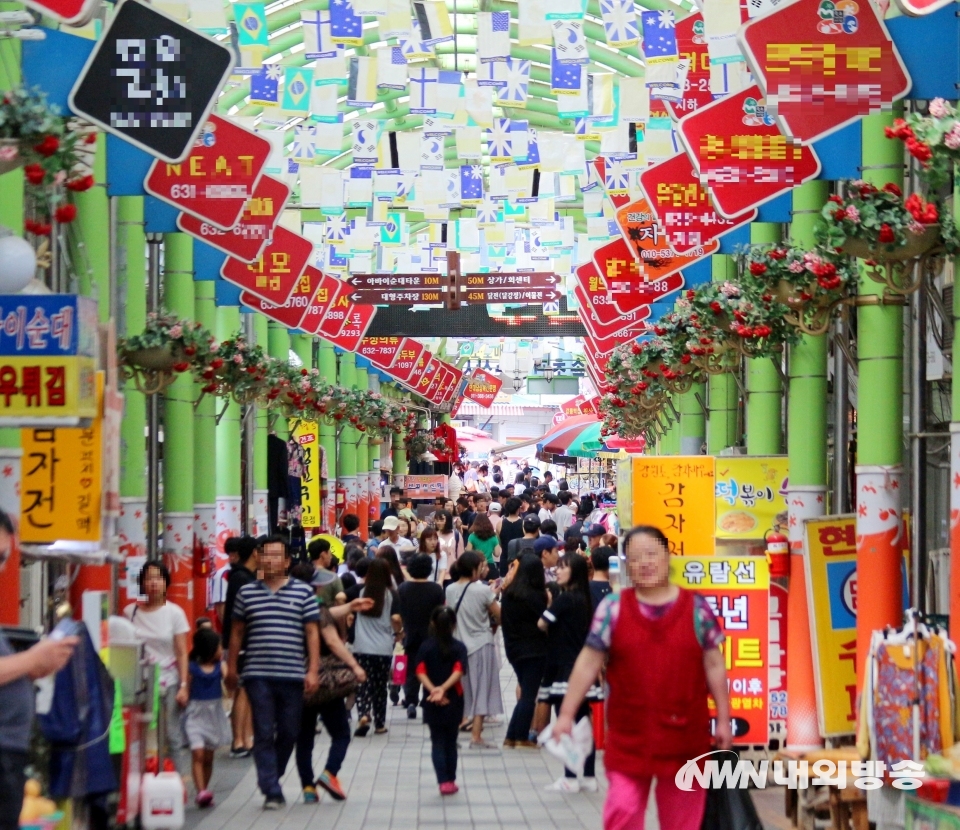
{"left": 225, "top": 536, "right": 320, "bottom": 809}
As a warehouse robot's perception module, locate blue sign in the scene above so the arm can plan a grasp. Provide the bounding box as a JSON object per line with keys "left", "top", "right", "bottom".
{"left": 826, "top": 560, "right": 857, "bottom": 630}
{"left": 0, "top": 295, "right": 97, "bottom": 357}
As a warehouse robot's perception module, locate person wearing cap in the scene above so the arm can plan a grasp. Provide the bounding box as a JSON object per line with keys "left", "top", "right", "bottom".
{"left": 487, "top": 500, "right": 502, "bottom": 535}
{"left": 534, "top": 535, "right": 560, "bottom": 585}
{"left": 584, "top": 523, "right": 607, "bottom": 552}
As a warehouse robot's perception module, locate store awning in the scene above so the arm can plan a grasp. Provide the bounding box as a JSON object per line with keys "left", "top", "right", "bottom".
{"left": 492, "top": 413, "right": 598, "bottom": 454}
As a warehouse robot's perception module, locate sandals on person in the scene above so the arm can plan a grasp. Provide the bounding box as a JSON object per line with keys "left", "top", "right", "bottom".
{"left": 354, "top": 716, "right": 371, "bottom": 737}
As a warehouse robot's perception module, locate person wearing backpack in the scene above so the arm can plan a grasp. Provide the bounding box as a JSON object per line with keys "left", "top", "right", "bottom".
{"left": 500, "top": 514, "right": 541, "bottom": 586}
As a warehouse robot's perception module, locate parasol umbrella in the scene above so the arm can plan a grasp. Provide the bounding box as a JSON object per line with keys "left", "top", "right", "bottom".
{"left": 538, "top": 415, "right": 602, "bottom": 457}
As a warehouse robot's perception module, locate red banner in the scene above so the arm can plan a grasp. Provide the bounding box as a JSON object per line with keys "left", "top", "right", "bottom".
{"left": 358, "top": 337, "right": 404, "bottom": 368}
{"left": 220, "top": 226, "right": 312, "bottom": 306}
{"left": 178, "top": 175, "right": 289, "bottom": 263}
{"left": 436, "top": 366, "right": 463, "bottom": 403}
{"left": 464, "top": 367, "right": 502, "bottom": 408}
{"left": 146, "top": 115, "right": 270, "bottom": 230}
{"left": 739, "top": 0, "right": 911, "bottom": 143}
{"left": 678, "top": 85, "right": 821, "bottom": 218}
{"left": 424, "top": 363, "right": 446, "bottom": 402}
{"left": 415, "top": 356, "right": 442, "bottom": 398}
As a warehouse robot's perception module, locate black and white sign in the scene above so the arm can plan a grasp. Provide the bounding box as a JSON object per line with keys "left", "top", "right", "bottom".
{"left": 69, "top": 0, "right": 234, "bottom": 163}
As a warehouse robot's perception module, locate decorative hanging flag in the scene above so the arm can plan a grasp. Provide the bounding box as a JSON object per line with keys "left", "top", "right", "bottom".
{"left": 550, "top": 49, "right": 584, "bottom": 94}
{"left": 313, "top": 117, "right": 343, "bottom": 156}
{"left": 409, "top": 67, "right": 439, "bottom": 114}
{"left": 379, "top": 0, "right": 410, "bottom": 38}
{"left": 460, "top": 165, "right": 484, "bottom": 203}
{"left": 352, "top": 120, "right": 380, "bottom": 163}
{"left": 191, "top": 0, "right": 228, "bottom": 33}
{"left": 250, "top": 62, "right": 281, "bottom": 105}
{"left": 310, "top": 75, "right": 341, "bottom": 119}
{"left": 701, "top": 0, "right": 744, "bottom": 68}
{"left": 420, "top": 132, "right": 445, "bottom": 170}
{"left": 487, "top": 118, "right": 513, "bottom": 163}
{"left": 400, "top": 19, "right": 435, "bottom": 60}
{"left": 600, "top": 0, "right": 638, "bottom": 47}
{"left": 443, "top": 170, "right": 461, "bottom": 207}
{"left": 435, "top": 71, "right": 463, "bottom": 118}
{"left": 352, "top": 0, "right": 383, "bottom": 15}
{"left": 282, "top": 67, "right": 312, "bottom": 112}
{"left": 347, "top": 56, "right": 378, "bottom": 107}
{"left": 603, "top": 158, "right": 630, "bottom": 195}
{"left": 329, "top": 0, "right": 363, "bottom": 46}
{"left": 301, "top": 10, "right": 337, "bottom": 57}
{"left": 477, "top": 62, "right": 506, "bottom": 88}
{"left": 642, "top": 10, "right": 679, "bottom": 85}
{"left": 462, "top": 80, "right": 493, "bottom": 127}
{"left": 588, "top": 73, "right": 615, "bottom": 120}
{"left": 234, "top": 1, "right": 268, "bottom": 45}
{"left": 498, "top": 58, "right": 530, "bottom": 105}
{"left": 552, "top": 20, "right": 588, "bottom": 63}
{"left": 477, "top": 11, "right": 511, "bottom": 62}
{"left": 412, "top": 0, "right": 454, "bottom": 44}
{"left": 516, "top": 128, "right": 540, "bottom": 170}
{"left": 618, "top": 76, "right": 649, "bottom": 122}
{"left": 377, "top": 46, "right": 407, "bottom": 89}
{"left": 291, "top": 124, "right": 316, "bottom": 161}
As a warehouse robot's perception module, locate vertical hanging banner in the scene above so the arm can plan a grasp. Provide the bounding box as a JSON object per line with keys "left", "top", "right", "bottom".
{"left": 69, "top": 0, "right": 235, "bottom": 163}
{"left": 177, "top": 174, "right": 290, "bottom": 263}
{"left": 290, "top": 420, "right": 322, "bottom": 528}
{"left": 220, "top": 226, "right": 313, "bottom": 305}
{"left": 639, "top": 154, "right": 757, "bottom": 255}
{"left": 714, "top": 456, "right": 789, "bottom": 540}
{"left": 671, "top": 555, "right": 771, "bottom": 744}
{"left": 631, "top": 456, "right": 716, "bottom": 555}
{"left": 803, "top": 514, "right": 858, "bottom": 736}
{"left": 144, "top": 115, "right": 271, "bottom": 230}
{"left": 677, "top": 85, "right": 821, "bottom": 219}
{"left": 738, "top": 0, "right": 911, "bottom": 143}
{"left": 463, "top": 367, "right": 502, "bottom": 407}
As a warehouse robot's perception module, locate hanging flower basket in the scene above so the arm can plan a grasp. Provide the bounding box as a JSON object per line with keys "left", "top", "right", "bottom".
{"left": 885, "top": 102, "right": 960, "bottom": 193}
{"left": 124, "top": 344, "right": 181, "bottom": 371}
{"left": 839, "top": 224, "right": 941, "bottom": 262}
{"left": 119, "top": 312, "right": 216, "bottom": 396}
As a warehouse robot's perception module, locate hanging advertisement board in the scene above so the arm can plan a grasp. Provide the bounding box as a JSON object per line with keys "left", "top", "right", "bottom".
{"left": 715, "top": 456, "right": 789, "bottom": 540}
{"left": 290, "top": 420, "right": 322, "bottom": 529}
{"left": 631, "top": 456, "right": 716, "bottom": 555}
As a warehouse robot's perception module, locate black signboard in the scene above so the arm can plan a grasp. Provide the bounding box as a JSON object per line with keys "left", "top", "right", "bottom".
{"left": 69, "top": 0, "right": 234, "bottom": 163}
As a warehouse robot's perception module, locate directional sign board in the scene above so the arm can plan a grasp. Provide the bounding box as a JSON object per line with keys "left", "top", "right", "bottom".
{"left": 461, "top": 287, "right": 561, "bottom": 304}
{"left": 69, "top": 0, "right": 234, "bottom": 163}
{"left": 738, "top": 0, "right": 911, "bottom": 143}
{"left": 220, "top": 226, "right": 312, "bottom": 306}
{"left": 349, "top": 286, "right": 449, "bottom": 305}
{"left": 145, "top": 115, "right": 270, "bottom": 229}
{"left": 177, "top": 175, "right": 290, "bottom": 263}
{"left": 677, "top": 85, "right": 821, "bottom": 218}
{"left": 461, "top": 272, "right": 561, "bottom": 290}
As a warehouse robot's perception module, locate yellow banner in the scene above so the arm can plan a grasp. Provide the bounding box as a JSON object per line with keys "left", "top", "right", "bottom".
{"left": 0, "top": 355, "right": 96, "bottom": 421}
{"left": 715, "top": 457, "right": 789, "bottom": 540}
{"left": 20, "top": 373, "right": 103, "bottom": 543}
{"left": 290, "top": 419, "right": 321, "bottom": 529}
{"left": 631, "top": 456, "right": 715, "bottom": 555}
{"left": 804, "top": 514, "right": 858, "bottom": 737}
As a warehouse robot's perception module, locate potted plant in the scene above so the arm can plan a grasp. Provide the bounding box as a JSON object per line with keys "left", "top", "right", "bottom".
{"left": 206, "top": 335, "right": 270, "bottom": 405}
{"left": 118, "top": 312, "right": 215, "bottom": 395}
{"left": 885, "top": 101, "right": 960, "bottom": 192}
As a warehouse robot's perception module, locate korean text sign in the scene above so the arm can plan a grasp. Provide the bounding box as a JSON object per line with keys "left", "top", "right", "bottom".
{"left": 671, "top": 555, "right": 770, "bottom": 743}
{"left": 404, "top": 475, "right": 449, "bottom": 499}
{"left": 715, "top": 457, "right": 789, "bottom": 540}
{"left": 803, "top": 514, "right": 858, "bottom": 736}
{"left": 20, "top": 374, "right": 104, "bottom": 543}
{"left": 632, "top": 456, "right": 716, "bottom": 555}
{"left": 464, "top": 367, "right": 502, "bottom": 408}
{"left": 290, "top": 419, "right": 321, "bottom": 529}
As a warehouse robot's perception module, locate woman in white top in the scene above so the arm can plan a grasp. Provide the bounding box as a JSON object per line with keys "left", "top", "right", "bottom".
{"left": 417, "top": 528, "right": 448, "bottom": 583}
{"left": 434, "top": 509, "right": 463, "bottom": 567}
{"left": 124, "top": 561, "right": 190, "bottom": 771}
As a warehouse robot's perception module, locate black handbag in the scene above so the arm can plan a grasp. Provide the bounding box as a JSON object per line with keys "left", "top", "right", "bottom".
{"left": 699, "top": 751, "right": 765, "bottom": 830}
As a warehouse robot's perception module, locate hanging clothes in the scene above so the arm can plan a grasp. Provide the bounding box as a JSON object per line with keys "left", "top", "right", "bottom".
{"left": 267, "top": 433, "right": 289, "bottom": 532}
{"left": 286, "top": 436, "right": 305, "bottom": 524}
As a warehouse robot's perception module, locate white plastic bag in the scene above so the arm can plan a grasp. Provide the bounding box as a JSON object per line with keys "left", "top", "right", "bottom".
{"left": 538, "top": 716, "right": 594, "bottom": 777}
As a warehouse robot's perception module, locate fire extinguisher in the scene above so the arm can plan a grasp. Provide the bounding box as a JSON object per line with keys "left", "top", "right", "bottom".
{"left": 192, "top": 532, "right": 208, "bottom": 578}
{"left": 335, "top": 485, "right": 346, "bottom": 508}
{"left": 765, "top": 530, "right": 790, "bottom": 579}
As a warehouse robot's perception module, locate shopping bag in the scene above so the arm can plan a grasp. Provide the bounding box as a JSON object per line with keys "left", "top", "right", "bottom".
{"left": 538, "top": 716, "right": 594, "bottom": 777}
{"left": 699, "top": 751, "right": 765, "bottom": 830}
{"left": 391, "top": 654, "right": 407, "bottom": 686}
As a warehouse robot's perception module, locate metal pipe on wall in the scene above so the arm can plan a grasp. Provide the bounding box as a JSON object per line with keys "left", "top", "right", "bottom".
{"left": 832, "top": 314, "right": 850, "bottom": 514}
{"left": 241, "top": 312, "right": 257, "bottom": 534}
{"left": 910, "top": 276, "right": 927, "bottom": 610}
{"left": 145, "top": 233, "right": 162, "bottom": 560}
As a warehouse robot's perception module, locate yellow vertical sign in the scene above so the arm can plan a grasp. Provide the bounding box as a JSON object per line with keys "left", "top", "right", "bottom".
{"left": 632, "top": 456, "right": 715, "bottom": 555}
{"left": 290, "top": 419, "right": 321, "bottom": 529}
{"left": 715, "top": 457, "right": 789, "bottom": 539}
{"left": 20, "top": 373, "right": 103, "bottom": 543}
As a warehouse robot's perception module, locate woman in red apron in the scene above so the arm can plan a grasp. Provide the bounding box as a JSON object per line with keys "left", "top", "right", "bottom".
{"left": 552, "top": 525, "right": 732, "bottom": 830}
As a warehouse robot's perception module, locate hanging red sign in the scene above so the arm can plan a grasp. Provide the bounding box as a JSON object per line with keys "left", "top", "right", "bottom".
{"left": 178, "top": 175, "right": 290, "bottom": 264}
{"left": 613, "top": 198, "right": 718, "bottom": 285}
{"left": 592, "top": 157, "right": 631, "bottom": 209}
{"left": 436, "top": 366, "right": 463, "bottom": 404}
{"left": 300, "top": 271, "right": 346, "bottom": 335}
{"left": 677, "top": 85, "right": 821, "bottom": 219}
{"left": 423, "top": 362, "right": 446, "bottom": 402}
{"left": 415, "top": 357, "right": 443, "bottom": 399}
{"left": 239, "top": 264, "right": 324, "bottom": 330}
{"left": 665, "top": 13, "right": 713, "bottom": 120}
{"left": 590, "top": 237, "right": 688, "bottom": 312}
{"left": 220, "top": 227, "right": 312, "bottom": 306}
{"left": 358, "top": 337, "right": 404, "bottom": 368}
{"left": 639, "top": 154, "right": 757, "bottom": 255}
{"left": 145, "top": 115, "right": 271, "bottom": 230}
{"left": 574, "top": 267, "right": 652, "bottom": 341}
{"left": 389, "top": 339, "right": 427, "bottom": 384}
{"left": 464, "top": 368, "right": 502, "bottom": 408}
{"left": 317, "top": 295, "right": 376, "bottom": 351}
{"left": 21, "top": 0, "right": 98, "bottom": 25}
{"left": 738, "top": 0, "right": 911, "bottom": 143}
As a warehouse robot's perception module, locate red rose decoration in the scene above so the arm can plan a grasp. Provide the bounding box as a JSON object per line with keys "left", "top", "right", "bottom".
{"left": 768, "top": 250, "right": 786, "bottom": 260}
{"left": 24, "top": 164, "right": 45, "bottom": 185}
{"left": 211, "top": 358, "right": 224, "bottom": 369}
{"left": 749, "top": 262, "right": 767, "bottom": 275}
{"left": 65, "top": 175, "right": 95, "bottom": 192}
{"left": 34, "top": 222, "right": 52, "bottom": 236}
{"left": 882, "top": 183, "right": 902, "bottom": 197}
{"left": 173, "top": 362, "right": 190, "bottom": 372}
{"left": 33, "top": 135, "right": 59, "bottom": 157}
{"left": 878, "top": 224, "right": 895, "bottom": 244}
{"left": 827, "top": 195, "right": 843, "bottom": 205}
{"left": 55, "top": 204, "right": 77, "bottom": 223}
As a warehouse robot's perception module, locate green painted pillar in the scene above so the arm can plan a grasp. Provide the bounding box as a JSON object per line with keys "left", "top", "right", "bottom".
{"left": 747, "top": 222, "right": 784, "bottom": 456}
{"left": 161, "top": 234, "right": 195, "bottom": 620}
{"left": 215, "top": 306, "right": 243, "bottom": 540}
{"left": 660, "top": 395, "right": 681, "bottom": 455}
{"left": 854, "top": 111, "right": 904, "bottom": 684}
{"left": 254, "top": 314, "right": 269, "bottom": 493}
{"left": 355, "top": 363, "right": 370, "bottom": 540}
{"left": 267, "top": 322, "right": 290, "bottom": 440}
{"left": 318, "top": 342, "right": 337, "bottom": 532}
{"left": 193, "top": 281, "right": 217, "bottom": 562}
{"left": 74, "top": 135, "right": 110, "bottom": 318}
{"left": 784, "top": 179, "right": 830, "bottom": 750}
{"left": 707, "top": 255, "right": 740, "bottom": 453}
{"left": 119, "top": 197, "right": 146, "bottom": 501}
{"left": 0, "top": 20, "right": 22, "bottom": 235}
{"left": 679, "top": 385, "right": 706, "bottom": 455}
{"left": 338, "top": 352, "right": 359, "bottom": 526}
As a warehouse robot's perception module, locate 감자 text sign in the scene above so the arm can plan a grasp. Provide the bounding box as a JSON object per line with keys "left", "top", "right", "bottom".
{"left": 737, "top": 0, "right": 911, "bottom": 143}
{"left": 631, "top": 456, "right": 716, "bottom": 555}
{"left": 69, "top": 0, "right": 234, "bottom": 163}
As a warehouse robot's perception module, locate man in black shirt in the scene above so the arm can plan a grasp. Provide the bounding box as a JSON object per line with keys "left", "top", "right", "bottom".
{"left": 397, "top": 555, "right": 445, "bottom": 719}
{"left": 222, "top": 536, "right": 258, "bottom": 757}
